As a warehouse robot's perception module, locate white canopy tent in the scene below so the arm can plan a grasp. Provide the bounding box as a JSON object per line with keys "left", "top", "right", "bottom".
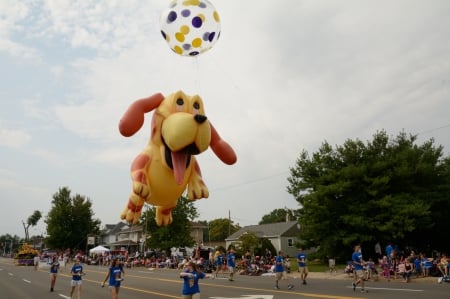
{"left": 89, "top": 245, "right": 110, "bottom": 255}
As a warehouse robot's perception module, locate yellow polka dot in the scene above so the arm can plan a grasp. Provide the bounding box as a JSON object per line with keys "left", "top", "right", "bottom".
{"left": 213, "top": 11, "right": 220, "bottom": 22}
{"left": 198, "top": 13, "right": 205, "bottom": 22}
{"left": 174, "top": 45, "right": 183, "bottom": 55}
{"left": 175, "top": 32, "right": 185, "bottom": 42}
{"left": 180, "top": 25, "right": 190, "bottom": 35}
{"left": 183, "top": 0, "right": 199, "bottom": 6}
{"left": 192, "top": 38, "right": 202, "bottom": 48}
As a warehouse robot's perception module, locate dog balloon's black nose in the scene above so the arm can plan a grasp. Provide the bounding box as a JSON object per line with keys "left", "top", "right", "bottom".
{"left": 194, "top": 114, "right": 207, "bottom": 124}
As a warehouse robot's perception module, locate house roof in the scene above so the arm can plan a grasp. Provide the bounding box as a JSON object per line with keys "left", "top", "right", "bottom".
{"left": 101, "top": 222, "right": 128, "bottom": 235}
{"left": 119, "top": 224, "right": 143, "bottom": 233}
{"left": 226, "top": 221, "right": 299, "bottom": 241}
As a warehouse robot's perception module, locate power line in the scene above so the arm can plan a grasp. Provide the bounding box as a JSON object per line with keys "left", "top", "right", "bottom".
{"left": 416, "top": 123, "right": 450, "bottom": 135}
{"left": 210, "top": 171, "right": 290, "bottom": 192}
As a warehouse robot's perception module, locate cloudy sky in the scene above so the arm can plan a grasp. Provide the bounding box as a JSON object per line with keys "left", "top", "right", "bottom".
{"left": 1, "top": 0, "right": 449, "bottom": 239}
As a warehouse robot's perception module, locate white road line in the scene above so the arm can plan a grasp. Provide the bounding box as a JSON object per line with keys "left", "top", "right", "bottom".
{"left": 347, "top": 286, "right": 424, "bottom": 292}
{"left": 23, "top": 279, "right": 31, "bottom": 283}
{"left": 138, "top": 271, "right": 155, "bottom": 274}
{"left": 58, "top": 294, "right": 71, "bottom": 298}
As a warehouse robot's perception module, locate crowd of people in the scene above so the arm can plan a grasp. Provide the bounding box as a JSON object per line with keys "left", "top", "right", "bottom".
{"left": 345, "top": 243, "right": 450, "bottom": 287}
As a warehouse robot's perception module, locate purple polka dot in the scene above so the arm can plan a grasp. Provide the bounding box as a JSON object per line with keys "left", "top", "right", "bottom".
{"left": 199, "top": 3, "right": 207, "bottom": 8}
{"left": 182, "top": 44, "right": 192, "bottom": 51}
{"left": 192, "top": 16, "right": 203, "bottom": 28}
{"left": 167, "top": 11, "right": 177, "bottom": 23}
{"left": 161, "top": 31, "right": 167, "bottom": 40}
{"left": 181, "top": 9, "right": 191, "bottom": 17}
{"left": 189, "top": 51, "right": 200, "bottom": 56}
{"left": 208, "top": 32, "right": 215, "bottom": 42}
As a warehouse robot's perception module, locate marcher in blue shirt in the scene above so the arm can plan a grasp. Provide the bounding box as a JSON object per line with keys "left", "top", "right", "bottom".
{"left": 70, "top": 258, "right": 84, "bottom": 299}
{"left": 48, "top": 254, "right": 60, "bottom": 292}
{"left": 296, "top": 248, "right": 308, "bottom": 284}
{"left": 227, "top": 248, "right": 236, "bottom": 281}
{"left": 101, "top": 257, "right": 125, "bottom": 299}
{"left": 274, "top": 251, "right": 294, "bottom": 290}
{"left": 352, "top": 244, "right": 367, "bottom": 293}
{"left": 180, "top": 261, "right": 209, "bottom": 299}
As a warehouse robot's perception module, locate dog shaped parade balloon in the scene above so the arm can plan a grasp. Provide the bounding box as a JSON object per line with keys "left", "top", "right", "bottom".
{"left": 119, "top": 91, "right": 237, "bottom": 226}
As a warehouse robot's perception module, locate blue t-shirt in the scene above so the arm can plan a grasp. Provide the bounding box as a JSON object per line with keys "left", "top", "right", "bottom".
{"left": 227, "top": 253, "right": 235, "bottom": 267}
{"left": 108, "top": 265, "right": 123, "bottom": 286}
{"left": 71, "top": 264, "right": 83, "bottom": 281}
{"left": 297, "top": 252, "right": 307, "bottom": 267}
{"left": 215, "top": 254, "right": 223, "bottom": 266}
{"left": 352, "top": 252, "right": 363, "bottom": 271}
{"left": 275, "top": 255, "right": 285, "bottom": 273}
{"left": 181, "top": 270, "right": 205, "bottom": 295}
{"left": 49, "top": 261, "right": 59, "bottom": 274}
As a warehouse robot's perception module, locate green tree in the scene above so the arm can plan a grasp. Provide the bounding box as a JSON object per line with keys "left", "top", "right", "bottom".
{"left": 45, "top": 187, "right": 101, "bottom": 250}
{"left": 208, "top": 218, "right": 240, "bottom": 241}
{"left": 22, "top": 210, "right": 42, "bottom": 241}
{"left": 238, "top": 231, "right": 259, "bottom": 256}
{"left": 141, "top": 196, "right": 198, "bottom": 250}
{"left": 287, "top": 130, "right": 450, "bottom": 260}
{"left": 259, "top": 208, "right": 299, "bottom": 224}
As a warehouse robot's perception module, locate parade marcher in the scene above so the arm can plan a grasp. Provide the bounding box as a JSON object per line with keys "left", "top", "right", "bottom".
{"left": 352, "top": 244, "right": 368, "bottom": 293}
{"left": 49, "top": 254, "right": 60, "bottom": 292}
{"left": 70, "top": 258, "right": 84, "bottom": 299}
{"left": 274, "top": 250, "right": 294, "bottom": 290}
{"left": 102, "top": 257, "right": 125, "bottom": 299}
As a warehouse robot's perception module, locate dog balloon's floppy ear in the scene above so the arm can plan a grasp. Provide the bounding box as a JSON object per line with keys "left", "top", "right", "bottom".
{"left": 209, "top": 124, "right": 237, "bottom": 165}
{"left": 119, "top": 93, "right": 165, "bottom": 137}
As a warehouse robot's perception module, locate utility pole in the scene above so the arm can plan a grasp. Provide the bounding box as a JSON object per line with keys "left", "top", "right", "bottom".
{"left": 228, "top": 210, "right": 231, "bottom": 236}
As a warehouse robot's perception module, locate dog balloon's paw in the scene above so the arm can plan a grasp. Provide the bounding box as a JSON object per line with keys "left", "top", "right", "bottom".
{"left": 132, "top": 181, "right": 151, "bottom": 199}
{"left": 187, "top": 176, "right": 209, "bottom": 200}
{"left": 120, "top": 194, "right": 144, "bottom": 224}
{"left": 155, "top": 207, "right": 173, "bottom": 226}
{"left": 120, "top": 207, "right": 142, "bottom": 224}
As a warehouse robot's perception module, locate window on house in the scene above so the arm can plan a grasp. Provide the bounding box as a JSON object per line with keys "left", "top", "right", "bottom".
{"left": 287, "top": 238, "right": 294, "bottom": 247}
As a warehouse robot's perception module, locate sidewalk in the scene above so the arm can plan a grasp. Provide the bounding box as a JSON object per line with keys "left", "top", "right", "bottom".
{"left": 287, "top": 270, "right": 439, "bottom": 284}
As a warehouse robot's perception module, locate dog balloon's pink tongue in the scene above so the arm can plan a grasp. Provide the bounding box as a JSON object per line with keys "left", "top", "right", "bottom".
{"left": 171, "top": 152, "right": 188, "bottom": 185}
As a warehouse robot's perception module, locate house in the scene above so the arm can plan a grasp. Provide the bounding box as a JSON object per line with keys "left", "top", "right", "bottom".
{"left": 100, "top": 222, "right": 127, "bottom": 245}
{"left": 98, "top": 221, "right": 207, "bottom": 256}
{"left": 99, "top": 222, "right": 144, "bottom": 255}
{"left": 225, "top": 221, "right": 301, "bottom": 257}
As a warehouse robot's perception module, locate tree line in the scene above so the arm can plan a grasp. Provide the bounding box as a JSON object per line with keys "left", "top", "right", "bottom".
{"left": 287, "top": 130, "right": 450, "bottom": 261}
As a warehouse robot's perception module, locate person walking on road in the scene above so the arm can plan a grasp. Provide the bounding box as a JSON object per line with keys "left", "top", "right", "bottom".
{"left": 227, "top": 248, "right": 236, "bottom": 281}
{"left": 70, "top": 258, "right": 84, "bottom": 299}
{"left": 352, "top": 244, "right": 368, "bottom": 293}
{"left": 296, "top": 248, "right": 308, "bottom": 285}
{"left": 49, "top": 254, "right": 60, "bottom": 292}
{"left": 180, "top": 261, "right": 210, "bottom": 299}
{"left": 274, "top": 250, "right": 294, "bottom": 290}
{"left": 34, "top": 254, "right": 40, "bottom": 270}
{"left": 101, "top": 257, "right": 125, "bottom": 299}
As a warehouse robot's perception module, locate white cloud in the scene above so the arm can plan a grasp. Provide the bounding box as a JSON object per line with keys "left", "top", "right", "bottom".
{"left": 0, "top": 128, "right": 32, "bottom": 149}
{"left": 1, "top": 0, "right": 450, "bottom": 238}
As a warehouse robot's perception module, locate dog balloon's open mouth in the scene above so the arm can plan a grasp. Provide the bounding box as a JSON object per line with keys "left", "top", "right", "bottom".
{"left": 164, "top": 141, "right": 201, "bottom": 185}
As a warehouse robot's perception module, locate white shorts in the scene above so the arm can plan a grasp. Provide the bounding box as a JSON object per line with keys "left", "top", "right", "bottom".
{"left": 71, "top": 280, "right": 82, "bottom": 287}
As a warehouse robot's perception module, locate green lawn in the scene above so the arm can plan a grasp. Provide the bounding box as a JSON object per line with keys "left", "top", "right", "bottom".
{"left": 289, "top": 260, "right": 344, "bottom": 273}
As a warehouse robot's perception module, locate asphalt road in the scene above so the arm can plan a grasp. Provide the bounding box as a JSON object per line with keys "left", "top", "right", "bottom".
{"left": 1, "top": 257, "right": 448, "bottom": 299}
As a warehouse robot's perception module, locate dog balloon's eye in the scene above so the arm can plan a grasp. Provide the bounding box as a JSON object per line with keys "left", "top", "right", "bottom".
{"left": 193, "top": 102, "right": 200, "bottom": 110}
{"left": 176, "top": 98, "right": 184, "bottom": 106}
